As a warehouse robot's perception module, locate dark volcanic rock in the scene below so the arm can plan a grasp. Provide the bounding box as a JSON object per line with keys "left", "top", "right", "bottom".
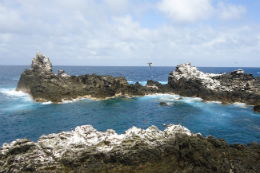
{"left": 253, "top": 104, "right": 260, "bottom": 112}
{"left": 159, "top": 102, "right": 168, "bottom": 105}
{"left": 16, "top": 52, "right": 162, "bottom": 102}
{"left": 168, "top": 63, "right": 260, "bottom": 108}
{"left": 147, "top": 79, "right": 173, "bottom": 93}
{"left": 16, "top": 52, "right": 260, "bottom": 108}
{"left": 0, "top": 125, "right": 259, "bottom": 172}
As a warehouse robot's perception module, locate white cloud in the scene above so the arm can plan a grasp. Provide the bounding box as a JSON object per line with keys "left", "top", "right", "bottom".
{"left": 0, "top": 5, "right": 25, "bottom": 33}
{"left": 217, "top": 2, "right": 247, "bottom": 20}
{"left": 0, "top": 0, "right": 259, "bottom": 67}
{"left": 158, "top": 0, "right": 247, "bottom": 23}
{"left": 104, "top": 0, "right": 129, "bottom": 14}
{"left": 158, "top": 0, "right": 214, "bottom": 23}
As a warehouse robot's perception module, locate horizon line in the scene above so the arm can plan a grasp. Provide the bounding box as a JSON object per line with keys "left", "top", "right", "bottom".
{"left": 0, "top": 64, "right": 260, "bottom": 68}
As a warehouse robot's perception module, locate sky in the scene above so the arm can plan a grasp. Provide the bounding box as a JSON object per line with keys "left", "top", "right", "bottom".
{"left": 0, "top": 0, "right": 260, "bottom": 67}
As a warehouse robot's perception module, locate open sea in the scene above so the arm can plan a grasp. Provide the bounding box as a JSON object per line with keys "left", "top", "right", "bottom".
{"left": 0, "top": 65, "right": 260, "bottom": 146}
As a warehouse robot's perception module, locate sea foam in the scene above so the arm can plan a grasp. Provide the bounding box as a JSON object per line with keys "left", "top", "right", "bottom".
{"left": 0, "top": 88, "right": 29, "bottom": 97}
{"left": 0, "top": 88, "right": 32, "bottom": 102}
{"left": 41, "top": 101, "right": 52, "bottom": 105}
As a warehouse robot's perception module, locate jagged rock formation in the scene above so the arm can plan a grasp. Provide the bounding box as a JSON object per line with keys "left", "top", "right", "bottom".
{"left": 16, "top": 52, "right": 260, "bottom": 111}
{"left": 169, "top": 63, "right": 223, "bottom": 90}
{"left": 168, "top": 63, "right": 260, "bottom": 107}
{"left": 16, "top": 52, "right": 167, "bottom": 103}
{"left": 1, "top": 125, "right": 259, "bottom": 172}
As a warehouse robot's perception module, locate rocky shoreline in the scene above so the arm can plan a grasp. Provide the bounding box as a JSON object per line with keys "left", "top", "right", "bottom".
{"left": 1, "top": 124, "right": 260, "bottom": 172}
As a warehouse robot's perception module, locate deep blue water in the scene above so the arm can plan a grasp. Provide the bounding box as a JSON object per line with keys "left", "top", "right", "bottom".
{"left": 0, "top": 65, "right": 260, "bottom": 146}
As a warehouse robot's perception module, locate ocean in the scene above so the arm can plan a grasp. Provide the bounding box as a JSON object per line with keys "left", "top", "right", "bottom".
{"left": 0, "top": 65, "right": 260, "bottom": 146}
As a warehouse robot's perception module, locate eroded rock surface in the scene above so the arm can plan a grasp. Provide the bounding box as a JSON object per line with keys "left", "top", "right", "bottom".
{"left": 31, "top": 51, "right": 53, "bottom": 73}
{"left": 168, "top": 63, "right": 260, "bottom": 107}
{"left": 169, "top": 63, "right": 223, "bottom": 90}
{"left": 16, "top": 52, "right": 260, "bottom": 111}
{"left": 1, "top": 125, "right": 259, "bottom": 172}
{"left": 16, "top": 52, "right": 167, "bottom": 102}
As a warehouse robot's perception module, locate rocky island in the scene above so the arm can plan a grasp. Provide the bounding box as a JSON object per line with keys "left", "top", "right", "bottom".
{"left": 168, "top": 63, "right": 260, "bottom": 108}
{"left": 16, "top": 52, "right": 172, "bottom": 103}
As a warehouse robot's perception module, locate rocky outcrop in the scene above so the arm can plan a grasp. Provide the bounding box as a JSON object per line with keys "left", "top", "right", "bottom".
{"left": 169, "top": 63, "right": 223, "bottom": 90}
{"left": 1, "top": 124, "right": 259, "bottom": 172}
{"left": 16, "top": 52, "right": 260, "bottom": 110}
{"left": 146, "top": 79, "right": 173, "bottom": 93}
{"left": 168, "top": 63, "right": 260, "bottom": 107}
{"left": 31, "top": 51, "right": 53, "bottom": 73}
{"left": 16, "top": 52, "right": 168, "bottom": 103}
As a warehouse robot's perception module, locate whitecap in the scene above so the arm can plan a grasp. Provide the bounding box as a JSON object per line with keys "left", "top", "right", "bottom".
{"left": 253, "top": 125, "right": 260, "bottom": 131}
{"left": 205, "top": 101, "right": 222, "bottom": 104}
{"left": 181, "top": 97, "right": 203, "bottom": 103}
{"left": 232, "top": 103, "right": 248, "bottom": 108}
{"left": 12, "top": 77, "right": 19, "bottom": 81}
{"left": 0, "top": 88, "right": 29, "bottom": 97}
{"left": 145, "top": 94, "right": 203, "bottom": 105}
{"left": 62, "top": 100, "right": 72, "bottom": 104}
{"left": 0, "top": 88, "right": 33, "bottom": 102}
{"left": 0, "top": 88, "right": 34, "bottom": 112}
{"left": 143, "top": 94, "right": 181, "bottom": 102}
{"left": 41, "top": 101, "right": 52, "bottom": 105}
{"left": 157, "top": 94, "right": 179, "bottom": 100}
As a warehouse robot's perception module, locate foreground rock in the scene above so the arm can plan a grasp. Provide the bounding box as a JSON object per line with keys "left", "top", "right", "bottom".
{"left": 16, "top": 52, "right": 168, "bottom": 102}
{"left": 0, "top": 125, "right": 259, "bottom": 172}
{"left": 168, "top": 63, "right": 260, "bottom": 109}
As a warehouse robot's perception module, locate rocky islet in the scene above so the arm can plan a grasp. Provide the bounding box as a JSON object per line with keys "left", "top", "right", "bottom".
{"left": 16, "top": 52, "right": 165, "bottom": 103}
{"left": 16, "top": 52, "right": 260, "bottom": 111}
{"left": 168, "top": 62, "right": 260, "bottom": 108}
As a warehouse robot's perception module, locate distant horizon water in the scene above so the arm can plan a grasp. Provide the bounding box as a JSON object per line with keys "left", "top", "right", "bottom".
{"left": 1, "top": 65, "right": 260, "bottom": 68}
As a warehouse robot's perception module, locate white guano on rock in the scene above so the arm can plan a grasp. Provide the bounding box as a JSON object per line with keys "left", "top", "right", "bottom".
{"left": 1, "top": 124, "right": 200, "bottom": 162}
{"left": 169, "top": 63, "right": 223, "bottom": 90}
{"left": 31, "top": 51, "right": 53, "bottom": 72}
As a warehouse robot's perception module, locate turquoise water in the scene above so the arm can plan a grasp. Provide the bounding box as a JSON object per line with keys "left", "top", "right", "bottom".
{"left": 0, "top": 66, "right": 260, "bottom": 145}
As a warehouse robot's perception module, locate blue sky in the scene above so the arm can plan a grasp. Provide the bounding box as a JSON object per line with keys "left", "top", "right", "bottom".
{"left": 0, "top": 0, "right": 259, "bottom": 67}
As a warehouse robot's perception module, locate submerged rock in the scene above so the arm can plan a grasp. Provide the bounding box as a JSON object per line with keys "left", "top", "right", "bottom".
{"left": 253, "top": 104, "right": 260, "bottom": 112}
{"left": 0, "top": 125, "right": 259, "bottom": 172}
{"left": 159, "top": 102, "right": 168, "bottom": 106}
